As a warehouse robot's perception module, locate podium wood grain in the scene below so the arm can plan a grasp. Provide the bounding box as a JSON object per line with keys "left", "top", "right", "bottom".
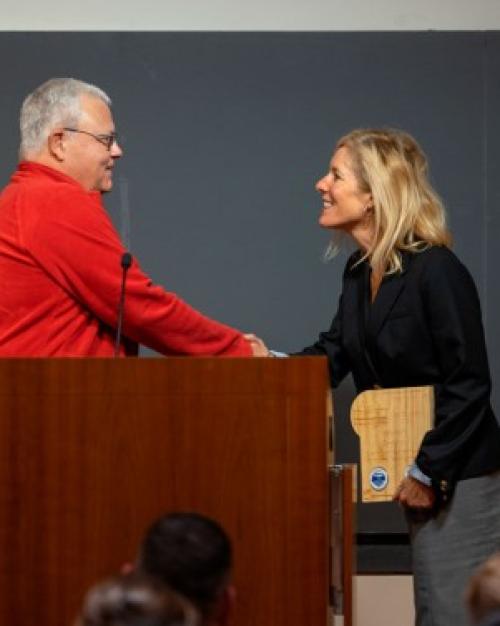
{"left": 350, "top": 386, "right": 433, "bottom": 502}
{"left": 0, "top": 357, "right": 330, "bottom": 626}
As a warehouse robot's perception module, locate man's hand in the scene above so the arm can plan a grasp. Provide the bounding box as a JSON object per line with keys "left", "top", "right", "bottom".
{"left": 244, "top": 333, "right": 270, "bottom": 357}
{"left": 393, "top": 476, "right": 435, "bottom": 509}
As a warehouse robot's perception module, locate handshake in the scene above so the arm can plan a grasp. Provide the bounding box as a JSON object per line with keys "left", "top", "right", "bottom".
{"left": 244, "top": 333, "right": 270, "bottom": 357}
{"left": 243, "top": 334, "right": 287, "bottom": 358}
{"left": 243, "top": 333, "right": 274, "bottom": 357}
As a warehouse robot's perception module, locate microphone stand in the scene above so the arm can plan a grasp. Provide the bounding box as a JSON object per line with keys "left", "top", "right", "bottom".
{"left": 114, "top": 252, "right": 132, "bottom": 357}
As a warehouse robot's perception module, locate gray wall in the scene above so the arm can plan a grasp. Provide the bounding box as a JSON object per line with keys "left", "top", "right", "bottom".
{"left": 1, "top": 31, "right": 499, "bottom": 552}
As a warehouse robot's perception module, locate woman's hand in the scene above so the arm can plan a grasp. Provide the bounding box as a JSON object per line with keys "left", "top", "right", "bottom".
{"left": 393, "top": 476, "right": 435, "bottom": 509}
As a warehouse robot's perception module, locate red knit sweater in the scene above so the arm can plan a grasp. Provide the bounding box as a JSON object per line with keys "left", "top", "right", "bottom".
{"left": 0, "top": 162, "right": 251, "bottom": 357}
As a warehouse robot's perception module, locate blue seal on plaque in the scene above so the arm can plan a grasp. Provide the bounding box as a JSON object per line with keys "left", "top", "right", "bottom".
{"left": 370, "top": 467, "right": 388, "bottom": 491}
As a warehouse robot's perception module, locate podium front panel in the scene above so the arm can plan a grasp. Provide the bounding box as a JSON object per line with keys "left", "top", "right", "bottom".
{"left": 0, "top": 357, "right": 330, "bottom": 626}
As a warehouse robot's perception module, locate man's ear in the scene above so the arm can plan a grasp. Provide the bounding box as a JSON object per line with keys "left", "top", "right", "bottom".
{"left": 226, "top": 584, "right": 236, "bottom": 615}
{"left": 47, "top": 129, "right": 66, "bottom": 161}
{"left": 120, "top": 562, "right": 135, "bottom": 575}
{"left": 212, "top": 585, "right": 236, "bottom": 626}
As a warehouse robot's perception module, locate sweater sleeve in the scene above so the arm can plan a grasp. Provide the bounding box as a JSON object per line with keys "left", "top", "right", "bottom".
{"left": 23, "top": 187, "right": 251, "bottom": 356}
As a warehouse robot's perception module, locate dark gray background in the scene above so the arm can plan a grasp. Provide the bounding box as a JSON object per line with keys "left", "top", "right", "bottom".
{"left": 1, "top": 32, "right": 499, "bottom": 559}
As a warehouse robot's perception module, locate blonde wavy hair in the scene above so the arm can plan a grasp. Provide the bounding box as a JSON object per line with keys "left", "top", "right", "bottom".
{"left": 336, "top": 128, "right": 452, "bottom": 274}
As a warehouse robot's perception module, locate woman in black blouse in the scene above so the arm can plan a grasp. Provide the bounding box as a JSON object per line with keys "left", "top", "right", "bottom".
{"left": 298, "top": 128, "right": 500, "bottom": 626}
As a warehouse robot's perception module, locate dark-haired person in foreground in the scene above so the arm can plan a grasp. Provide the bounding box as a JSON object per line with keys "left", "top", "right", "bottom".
{"left": 0, "top": 77, "right": 267, "bottom": 357}
{"left": 137, "top": 513, "right": 234, "bottom": 626}
{"left": 75, "top": 572, "right": 199, "bottom": 626}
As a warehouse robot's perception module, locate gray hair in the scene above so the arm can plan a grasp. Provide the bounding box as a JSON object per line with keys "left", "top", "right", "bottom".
{"left": 19, "top": 77, "right": 111, "bottom": 159}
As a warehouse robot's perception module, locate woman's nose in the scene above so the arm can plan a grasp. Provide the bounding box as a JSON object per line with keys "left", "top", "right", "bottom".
{"left": 315, "top": 174, "right": 329, "bottom": 193}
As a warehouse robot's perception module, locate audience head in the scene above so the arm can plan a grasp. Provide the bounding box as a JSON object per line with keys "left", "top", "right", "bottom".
{"left": 19, "top": 77, "right": 122, "bottom": 192}
{"left": 467, "top": 553, "right": 500, "bottom": 624}
{"left": 75, "top": 573, "right": 199, "bottom": 626}
{"left": 138, "top": 513, "right": 234, "bottom": 625}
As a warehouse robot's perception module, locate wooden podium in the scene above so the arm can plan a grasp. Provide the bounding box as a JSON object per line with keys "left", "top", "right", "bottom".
{"left": 0, "top": 357, "right": 354, "bottom": 626}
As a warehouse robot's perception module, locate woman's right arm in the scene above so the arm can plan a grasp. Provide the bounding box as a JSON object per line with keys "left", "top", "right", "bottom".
{"left": 295, "top": 293, "right": 351, "bottom": 388}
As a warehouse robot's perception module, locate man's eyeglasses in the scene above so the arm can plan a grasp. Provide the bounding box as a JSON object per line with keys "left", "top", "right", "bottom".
{"left": 63, "top": 127, "right": 118, "bottom": 150}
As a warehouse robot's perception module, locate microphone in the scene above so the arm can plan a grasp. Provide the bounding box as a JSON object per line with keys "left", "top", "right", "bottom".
{"left": 114, "top": 252, "right": 133, "bottom": 357}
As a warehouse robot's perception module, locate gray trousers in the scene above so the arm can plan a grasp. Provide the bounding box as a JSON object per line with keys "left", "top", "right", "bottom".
{"left": 406, "top": 471, "right": 500, "bottom": 626}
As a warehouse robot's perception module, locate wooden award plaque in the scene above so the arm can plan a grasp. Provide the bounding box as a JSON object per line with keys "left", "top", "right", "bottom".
{"left": 350, "top": 386, "right": 434, "bottom": 502}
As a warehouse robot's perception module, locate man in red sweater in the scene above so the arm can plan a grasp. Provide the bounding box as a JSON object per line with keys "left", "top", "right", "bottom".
{"left": 0, "top": 78, "right": 266, "bottom": 357}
